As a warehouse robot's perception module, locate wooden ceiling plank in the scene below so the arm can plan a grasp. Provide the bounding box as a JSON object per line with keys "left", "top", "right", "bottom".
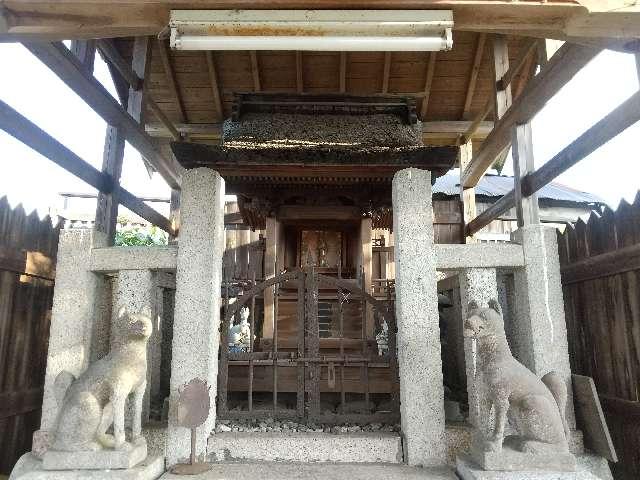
{"left": 23, "top": 41, "right": 182, "bottom": 188}
{"left": 339, "top": 52, "right": 347, "bottom": 93}
{"left": 420, "top": 52, "right": 437, "bottom": 120}
{"left": 461, "top": 43, "right": 599, "bottom": 188}
{"left": 296, "top": 51, "right": 304, "bottom": 93}
{"left": 157, "top": 38, "right": 187, "bottom": 123}
{"left": 205, "top": 51, "right": 224, "bottom": 121}
{"left": 381, "top": 52, "right": 391, "bottom": 94}
{"left": 250, "top": 50, "right": 261, "bottom": 92}
{"left": 462, "top": 33, "right": 486, "bottom": 120}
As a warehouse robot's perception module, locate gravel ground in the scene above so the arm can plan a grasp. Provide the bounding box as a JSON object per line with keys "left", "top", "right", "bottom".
{"left": 214, "top": 418, "right": 401, "bottom": 434}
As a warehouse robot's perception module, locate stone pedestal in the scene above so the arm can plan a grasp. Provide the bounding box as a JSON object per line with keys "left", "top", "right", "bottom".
{"left": 43, "top": 441, "right": 147, "bottom": 471}
{"left": 456, "top": 456, "right": 603, "bottom": 480}
{"left": 9, "top": 453, "right": 163, "bottom": 480}
{"left": 458, "top": 268, "right": 498, "bottom": 432}
{"left": 511, "top": 225, "right": 576, "bottom": 429}
{"left": 40, "top": 229, "right": 102, "bottom": 431}
{"left": 392, "top": 168, "right": 445, "bottom": 466}
{"left": 167, "top": 168, "right": 225, "bottom": 466}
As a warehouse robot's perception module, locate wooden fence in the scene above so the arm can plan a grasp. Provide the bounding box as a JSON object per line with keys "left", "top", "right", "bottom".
{"left": 557, "top": 193, "right": 640, "bottom": 480}
{"left": 0, "top": 196, "right": 60, "bottom": 474}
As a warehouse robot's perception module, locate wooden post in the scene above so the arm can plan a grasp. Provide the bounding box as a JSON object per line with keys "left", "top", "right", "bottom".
{"left": 492, "top": 34, "right": 512, "bottom": 121}
{"left": 94, "top": 36, "right": 150, "bottom": 246}
{"left": 459, "top": 141, "right": 477, "bottom": 242}
{"left": 360, "top": 217, "right": 374, "bottom": 338}
{"left": 512, "top": 122, "right": 540, "bottom": 227}
{"left": 263, "top": 217, "right": 278, "bottom": 339}
{"left": 70, "top": 40, "right": 96, "bottom": 73}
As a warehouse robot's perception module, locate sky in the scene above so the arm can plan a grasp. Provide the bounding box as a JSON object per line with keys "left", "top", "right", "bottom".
{"left": 0, "top": 43, "right": 638, "bottom": 219}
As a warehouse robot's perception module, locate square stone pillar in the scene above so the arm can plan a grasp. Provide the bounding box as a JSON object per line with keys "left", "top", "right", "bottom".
{"left": 167, "top": 168, "right": 225, "bottom": 465}
{"left": 392, "top": 168, "right": 445, "bottom": 466}
{"left": 511, "top": 224, "right": 576, "bottom": 429}
{"left": 112, "top": 269, "right": 158, "bottom": 422}
{"left": 458, "top": 268, "right": 498, "bottom": 432}
{"left": 40, "top": 229, "right": 101, "bottom": 431}
{"left": 511, "top": 224, "right": 576, "bottom": 428}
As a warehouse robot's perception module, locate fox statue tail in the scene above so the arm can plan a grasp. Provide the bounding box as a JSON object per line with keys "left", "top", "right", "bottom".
{"left": 542, "top": 371, "right": 570, "bottom": 440}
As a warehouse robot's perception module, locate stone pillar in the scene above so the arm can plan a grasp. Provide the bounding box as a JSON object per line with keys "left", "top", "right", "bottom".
{"left": 40, "top": 229, "right": 101, "bottom": 431}
{"left": 112, "top": 269, "right": 157, "bottom": 421}
{"left": 167, "top": 168, "right": 225, "bottom": 465}
{"left": 458, "top": 268, "right": 498, "bottom": 432}
{"left": 392, "top": 168, "right": 445, "bottom": 466}
{"left": 511, "top": 224, "right": 576, "bottom": 428}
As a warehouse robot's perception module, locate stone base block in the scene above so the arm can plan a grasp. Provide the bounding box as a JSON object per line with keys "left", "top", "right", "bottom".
{"left": 470, "top": 444, "right": 576, "bottom": 472}
{"left": 456, "top": 456, "right": 602, "bottom": 480}
{"left": 208, "top": 432, "right": 402, "bottom": 463}
{"left": 9, "top": 454, "right": 164, "bottom": 480}
{"left": 43, "top": 442, "right": 147, "bottom": 471}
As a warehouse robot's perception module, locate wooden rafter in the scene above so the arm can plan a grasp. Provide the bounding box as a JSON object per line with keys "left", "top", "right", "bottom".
{"left": 205, "top": 51, "right": 224, "bottom": 121}
{"left": 462, "top": 33, "right": 486, "bottom": 120}
{"left": 420, "top": 52, "right": 437, "bottom": 120}
{"left": 23, "top": 41, "right": 182, "bottom": 188}
{"left": 339, "top": 52, "right": 347, "bottom": 93}
{"left": 381, "top": 52, "right": 391, "bottom": 94}
{"left": 296, "top": 51, "right": 304, "bottom": 94}
{"left": 250, "top": 50, "right": 261, "bottom": 92}
{"left": 97, "top": 39, "right": 142, "bottom": 90}
{"left": 461, "top": 43, "right": 599, "bottom": 188}
{"left": 498, "top": 38, "right": 538, "bottom": 91}
{"left": 157, "top": 38, "right": 187, "bottom": 123}
{"left": 0, "top": 99, "right": 174, "bottom": 234}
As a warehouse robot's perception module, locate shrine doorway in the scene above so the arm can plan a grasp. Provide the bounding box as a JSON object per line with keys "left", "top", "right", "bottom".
{"left": 217, "top": 267, "right": 400, "bottom": 424}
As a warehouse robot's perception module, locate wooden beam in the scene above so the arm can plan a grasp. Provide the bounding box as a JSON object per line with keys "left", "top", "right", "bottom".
{"left": 0, "top": 99, "right": 174, "bottom": 234}
{"left": 157, "top": 38, "right": 186, "bottom": 123}
{"left": 459, "top": 98, "right": 493, "bottom": 145}
{"left": 467, "top": 88, "right": 640, "bottom": 236}
{"left": 295, "top": 51, "right": 304, "bottom": 94}
{"left": 492, "top": 34, "right": 513, "bottom": 120}
{"left": 126, "top": 37, "right": 151, "bottom": 123}
{"left": 205, "top": 51, "right": 224, "bottom": 120}
{"left": 522, "top": 89, "right": 640, "bottom": 198}
{"left": 381, "top": 52, "right": 391, "bottom": 94}
{"left": 145, "top": 120, "right": 494, "bottom": 142}
{"left": 512, "top": 122, "right": 539, "bottom": 227}
{"left": 23, "top": 41, "right": 182, "bottom": 188}
{"left": 498, "top": 38, "right": 538, "bottom": 91}
{"left": 420, "top": 52, "right": 437, "bottom": 120}
{"left": 70, "top": 39, "right": 95, "bottom": 73}
{"left": 461, "top": 43, "right": 599, "bottom": 188}
{"left": 250, "top": 50, "right": 261, "bottom": 92}
{"left": 462, "top": 33, "right": 486, "bottom": 120}
{"left": 339, "top": 52, "right": 347, "bottom": 93}
{"left": 94, "top": 126, "right": 125, "bottom": 245}
{"left": 514, "top": 49, "right": 537, "bottom": 99}
{"left": 96, "top": 39, "right": 142, "bottom": 90}
{"left": 459, "top": 141, "right": 476, "bottom": 242}
{"left": 561, "top": 243, "right": 640, "bottom": 285}
{"left": 146, "top": 94, "right": 181, "bottom": 141}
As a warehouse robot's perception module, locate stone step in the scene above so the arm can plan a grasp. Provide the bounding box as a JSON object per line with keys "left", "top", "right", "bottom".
{"left": 207, "top": 432, "right": 402, "bottom": 463}
{"left": 161, "top": 462, "right": 456, "bottom": 480}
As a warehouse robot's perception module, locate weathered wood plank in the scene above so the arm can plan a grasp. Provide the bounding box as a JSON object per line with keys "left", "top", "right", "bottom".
{"left": 561, "top": 244, "right": 640, "bottom": 285}
{"left": 0, "top": 388, "right": 43, "bottom": 420}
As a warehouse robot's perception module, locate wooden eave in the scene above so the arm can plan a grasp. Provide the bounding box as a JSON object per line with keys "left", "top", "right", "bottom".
{"left": 171, "top": 141, "right": 457, "bottom": 186}
{"left": 3, "top": 1, "right": 640, "bottom": 48}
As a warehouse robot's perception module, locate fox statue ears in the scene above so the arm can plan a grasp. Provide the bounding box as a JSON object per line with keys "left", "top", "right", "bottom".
{"left": 466, "top": 299, "right": 502, "bottom": 315}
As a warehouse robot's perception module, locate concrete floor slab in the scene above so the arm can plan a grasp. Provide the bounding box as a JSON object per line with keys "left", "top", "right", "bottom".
{"left": 161, "top": 462, "right": 456, "bottom": 480}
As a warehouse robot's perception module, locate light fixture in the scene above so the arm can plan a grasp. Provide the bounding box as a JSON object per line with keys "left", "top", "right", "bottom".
{"left": 169, "top": 10, "right": 453, "bottom": 52}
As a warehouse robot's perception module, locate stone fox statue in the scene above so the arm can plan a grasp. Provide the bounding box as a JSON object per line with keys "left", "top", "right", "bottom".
{"left": 50, "top": 307, "right": 151, "bottom": 452}
{"left": 464, "top": 299, "right": 570, "bottom": 454}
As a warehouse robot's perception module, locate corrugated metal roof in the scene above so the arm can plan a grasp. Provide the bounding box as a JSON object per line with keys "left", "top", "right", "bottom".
{"left": 433, "top": 173, "right": 604, "bottom": 204}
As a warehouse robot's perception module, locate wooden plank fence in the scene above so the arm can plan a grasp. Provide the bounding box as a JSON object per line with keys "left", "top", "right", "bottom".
{"left": 557, "top": 192, "right": 640, "bottom": 480}
{"left": 0, "top": 196, "right": 60, "bottom": 474}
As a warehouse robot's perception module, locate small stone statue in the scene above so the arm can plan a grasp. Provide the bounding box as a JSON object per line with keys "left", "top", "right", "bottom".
{"left": 50, "top": 307, "right": 152, "bottom": 452}
{"left": 464, "top": 299, "right": 570, "bottom": 456}
{"left": 376, "top": 319, "right": 389, "bottom": 356}
{"left": 228, "top": 306, "right": 252, "bottom": 351}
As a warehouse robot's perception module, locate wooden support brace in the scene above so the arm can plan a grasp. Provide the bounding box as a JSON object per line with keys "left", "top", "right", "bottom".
{"left": 420, "top": 52, "right": 437, "bottom": 120}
